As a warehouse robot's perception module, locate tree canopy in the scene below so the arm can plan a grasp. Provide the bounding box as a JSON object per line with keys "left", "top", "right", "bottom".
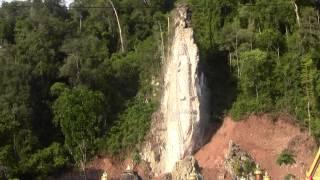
{"left": 0, "top": 0, "right": 171, "bottom": 178}
{"left": 190, "top": 0, "right": 320, "bottom": 138}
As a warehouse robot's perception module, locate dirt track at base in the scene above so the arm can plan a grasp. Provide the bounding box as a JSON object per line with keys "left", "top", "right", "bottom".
{"left": 195, "top": 115, "right": 317, "bottom": 180}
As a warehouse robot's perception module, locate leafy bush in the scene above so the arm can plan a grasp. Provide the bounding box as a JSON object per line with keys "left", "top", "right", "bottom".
{"left": 232, "top": 159, "right": 255, "bottom": 176}
{"left": 284, "top": 174, "right": 296, "bottom": 180}
{"left": 132, "top": 149, "right": 141, "bottom": 165}
{"left": 23, "top": 143, "right": 69, "bottom": 179}
{"left": 104, "top": 97, "right": 155, "bottom": 155}
{"left": 277, "top": 150, "right": 296, "bottom": 166}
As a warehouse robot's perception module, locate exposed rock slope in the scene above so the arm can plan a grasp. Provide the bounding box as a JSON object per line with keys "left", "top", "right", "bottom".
{"left": 142, "top": 5, "right": 210, "bottom": 175}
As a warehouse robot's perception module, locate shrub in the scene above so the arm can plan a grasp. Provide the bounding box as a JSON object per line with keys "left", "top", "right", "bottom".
{"left": 276, "top": 150, "right": 296, "bottom": 166}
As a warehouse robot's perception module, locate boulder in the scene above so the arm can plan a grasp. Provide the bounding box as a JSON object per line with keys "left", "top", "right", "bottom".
{"left": 120, "top": 170, "right": 141, "bottom": 180}
{"left": 171, "top": 156, "right": 201, "bottom": 180}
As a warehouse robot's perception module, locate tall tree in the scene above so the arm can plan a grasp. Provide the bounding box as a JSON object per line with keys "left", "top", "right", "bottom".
{"left": 52, "top": 85, "right": 104, "bottom": 179}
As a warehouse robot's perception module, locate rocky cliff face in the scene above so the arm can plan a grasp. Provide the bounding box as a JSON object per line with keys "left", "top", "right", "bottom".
{"left": 142, "top": 5, "right": 210, "bottom": 175}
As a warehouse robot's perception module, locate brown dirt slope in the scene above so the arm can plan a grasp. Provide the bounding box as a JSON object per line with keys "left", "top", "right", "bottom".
{"left": 195, "top": 115, "right": 317, "bottom": 180}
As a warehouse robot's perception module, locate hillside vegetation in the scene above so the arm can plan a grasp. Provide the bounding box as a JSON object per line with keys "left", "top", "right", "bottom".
{"left": 189, "top": 0, "right": 320, "bottom": 136}
{"left": 0, "top": 0, "right": 172, "bottom": 178}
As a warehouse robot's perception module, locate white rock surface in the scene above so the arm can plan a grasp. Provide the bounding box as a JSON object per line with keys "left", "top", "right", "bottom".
{"left": 142, "top": 5, "right": 209, "bottom": 175}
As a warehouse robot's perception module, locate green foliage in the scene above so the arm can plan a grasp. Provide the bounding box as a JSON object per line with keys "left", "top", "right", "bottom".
{"left": 284, "top": 174, "right": 296, "bottom": 180}
{"left": 53, "top": 86, "right": 105, "bottom": 167}
{"left": 232, "top": 160, "right": 242, "bottom": 176}
{"left": 242, "top": 160, "right": 255, "bottom": 175}
{"left": 276, "top": 150, "right": 296, "bottom": 166}
{"left": 22, "top": 143, "right": 69, "bottom": 179}
{"left": 50, "top": 82, "right": 68, "bottom": 96}
{"left": 132, "top": 149, "right": 141, "bottom": 165}
{"left": 230, "top": 49, "right": 273, "bottom": 119}
{"left": 255, "top": 29, "right": 284, "bottom": 52}
{"left": 104, "top": 97, "right": 155, "bottom": 155}
{"left": 232, "top": 159, "right": 255, "bottom": 176}
{"left": 190, "top": 0, "right": 320, "bottom": 139}
{"left": 60, "top": 35, "right": 109, "bottom": 85}
{"left": 0, "top": 0, "right": 169, "bottom": 178}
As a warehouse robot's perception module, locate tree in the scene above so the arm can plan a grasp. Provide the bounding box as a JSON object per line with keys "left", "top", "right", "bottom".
{"left": 299, "top": 7, "right": 320, "bottom": 52}
{"left": 301, "top": 53, "right": 317, "bottom": 135}
{"left": 105, "top": 97, "right": 154, "bottom": 154}
{"left": 273, "top": 52, "right": 302, "bottom": 116}
{"left": 292, "top": 0, "right": 301, "bottom": 27}
{"left": 108, "top": 0, "right": 124, "bottom": 53}
{"left": 60, "top": 35, "right": 109, "bottom": 86}
{"left": 52, "top": 85, "right": 105, "bottom": 179}
{"left": 239, "top": 50, "right": 270, "bottom": 99}
{"left": 22, "top": 143, "right": 69, "bottom": 178}
{"left": 255, "top": 29, "right": 284, "bottom": 58}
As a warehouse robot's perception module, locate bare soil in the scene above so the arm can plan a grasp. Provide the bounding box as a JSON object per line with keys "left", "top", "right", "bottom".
{"left": 195, "top": 115, "right": 317, "bottom": 180}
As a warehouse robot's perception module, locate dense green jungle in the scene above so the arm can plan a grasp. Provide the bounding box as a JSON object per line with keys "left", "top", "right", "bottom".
{"left": 0, "top": 0, "right": 320, "bottom": 179}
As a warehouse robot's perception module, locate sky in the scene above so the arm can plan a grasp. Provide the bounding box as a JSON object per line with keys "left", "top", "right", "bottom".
{"left": 1, "top": 0, "right": 74, "bottom": 7}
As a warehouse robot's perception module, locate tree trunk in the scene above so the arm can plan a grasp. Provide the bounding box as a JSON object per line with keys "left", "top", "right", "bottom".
{"left": 255, "top": 85, "right": 259, "bottom": 103}
{"left": 229, "top": 52, "right": 232, "bottom": 72}
{"left": 108, "top": 0, "right": 124, "bottom": 53}
{"left": 167, "top": 16, "right": 170, "bottom": 49}
{"left": 82, "top": 163, "right": 87, "bottom": 180}
{"left": 168, "top": 16, "right": 170, "bottom": 34}
{"left": 80, "top": 140, "right": 87, "bottom": 180}
{"left": 75, "top": 54, "right": 80, "bottom": 83}
{"left": 79, "top": 15, "right": 82, "bottom": 33}
{"left": 158, "top": 22, "right": 165, "bottom": 64}
{"left": 317, "top": 10, "right": 320, "bottom": 26}
{"left": 235, "top": 34, "right": 240, "bottom": 78}
{"left": 236, "top": 56, "right": 240, "bottom": 78}
{"left": 308, "top": 100, "right": 311, "bottom": 135}
{"left": 309, "top": 16, "right": 312, "bottom": 34}
{"left": 258, "top": 25, "right": 261, "bottom": 34}
{"left": 13, "top": 133, "right": 17, "bottom": 156}
{"left": 292, "top": 1, "right": 301, "bottom": 27}
{"left": 285, "top": 25, "right": 289, "bottom": 39}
